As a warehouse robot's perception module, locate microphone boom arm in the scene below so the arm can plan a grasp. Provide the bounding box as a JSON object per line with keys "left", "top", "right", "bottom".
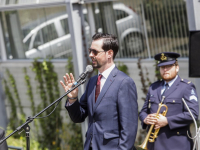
{"left": 0, "top": 79, "right": 86, "bottom": 149}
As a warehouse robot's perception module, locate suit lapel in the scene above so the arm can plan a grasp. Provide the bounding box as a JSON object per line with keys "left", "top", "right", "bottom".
{"left": 91, "top": 75, "right": 98, "bottom": 114}
{"left": 93, "top": 67, "right": 118, "bottom": 114}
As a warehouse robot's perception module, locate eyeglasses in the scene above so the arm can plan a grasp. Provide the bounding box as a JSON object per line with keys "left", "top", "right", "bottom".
{"left": 160, "top": 64, "right": 175, "bottom": 70}
{"left": 89, "top": 48, "right": 105, "bottom": 56}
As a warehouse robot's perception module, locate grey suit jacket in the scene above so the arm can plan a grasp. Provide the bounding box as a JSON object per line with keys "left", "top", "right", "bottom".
{"left": 66, "top": 67, "right": 138, "bottom": 150}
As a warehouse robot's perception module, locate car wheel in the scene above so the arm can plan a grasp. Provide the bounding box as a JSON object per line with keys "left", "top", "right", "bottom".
{"left": 123, "top": 33, "right": 144, "bottom": 56}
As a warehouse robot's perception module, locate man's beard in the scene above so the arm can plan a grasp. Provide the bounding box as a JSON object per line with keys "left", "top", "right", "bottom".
{"left": 92, "top": 60, "right": 101, "bottom": 68}
{"left": 92, "top": 63, "right": 101, "bottom": 68}
{"left": 161, "top": 74, "right": 176, "bottom": 82}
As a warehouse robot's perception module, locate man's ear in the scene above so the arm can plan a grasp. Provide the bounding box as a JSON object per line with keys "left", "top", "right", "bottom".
{"left": 107, "top": 49, "right": 113, "bottom": 58}
{"left": 176, "top": 65, "right": 179, "bottom": 73}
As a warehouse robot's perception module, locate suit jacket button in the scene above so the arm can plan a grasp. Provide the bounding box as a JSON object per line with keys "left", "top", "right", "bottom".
{"left": 173, "top": 100, "right": 175, "bottom": 103}
{"left": 177, "top": 132, "right": 179, "bottom": 135}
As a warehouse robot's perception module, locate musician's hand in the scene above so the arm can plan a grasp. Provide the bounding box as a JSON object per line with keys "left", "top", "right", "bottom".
{"left": 60, "top": 73, "right": 78, "bottom": 104}
{"left": 154, "top": 114, "right": 168, "bottom": 129}
{"left": 144, "top": 113, "right": 158, "bottom": 125}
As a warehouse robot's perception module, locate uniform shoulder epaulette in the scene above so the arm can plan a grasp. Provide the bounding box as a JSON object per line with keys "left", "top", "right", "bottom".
{"left": 181, "top": 78, "right": 192, "bottom": 84}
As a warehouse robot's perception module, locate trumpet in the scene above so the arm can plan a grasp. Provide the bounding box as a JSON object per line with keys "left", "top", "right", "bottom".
{"left": 138, "top": 96, "right": 168, "bottom": 150}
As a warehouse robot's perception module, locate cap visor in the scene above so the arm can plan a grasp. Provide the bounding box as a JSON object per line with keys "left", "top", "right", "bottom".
{"left": 157, "top": 60, "right": 176, "bottom": 67}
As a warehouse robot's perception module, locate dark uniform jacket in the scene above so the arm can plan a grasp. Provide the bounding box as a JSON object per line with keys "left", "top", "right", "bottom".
{"left": 139, "top": 75, "right": 199, "bottom": 150}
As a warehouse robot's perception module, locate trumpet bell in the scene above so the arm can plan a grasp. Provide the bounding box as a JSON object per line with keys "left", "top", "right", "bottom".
{"left": 137, "top": 140, "right": 149, "bottom": 150}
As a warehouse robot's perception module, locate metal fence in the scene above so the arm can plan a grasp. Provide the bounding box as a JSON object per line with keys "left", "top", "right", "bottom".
{"left": 0, "top": 0, "right": 64, "bottom": 6}
{"left": 83, "top": 0, "right": 189, "bottom": 59}
{"left": 114, "top": 0, "right": 189, "bottom": 58}
{"left": 0, "top": 0, "right": 189, "bottom": 59}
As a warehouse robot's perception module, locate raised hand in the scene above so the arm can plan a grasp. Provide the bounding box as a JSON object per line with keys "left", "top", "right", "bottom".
{"left": 60, "top": 73, "right": 78, "bottom": 103}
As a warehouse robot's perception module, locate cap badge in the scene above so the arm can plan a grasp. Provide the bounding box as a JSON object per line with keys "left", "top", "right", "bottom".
{"left": 160, "top": 53, "right": 167, "bottom": 61}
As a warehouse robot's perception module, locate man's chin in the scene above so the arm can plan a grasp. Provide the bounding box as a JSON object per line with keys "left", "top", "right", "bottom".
{"left": 162, "top": 76, "right": 173, "bottom": 82}
{"left": 92, "top": 64, "right": 100, "bottom": 68}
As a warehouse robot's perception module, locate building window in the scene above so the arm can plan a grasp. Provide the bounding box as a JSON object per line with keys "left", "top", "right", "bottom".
{"left": 1, "top": 6, "right": 72, "bottom": 59}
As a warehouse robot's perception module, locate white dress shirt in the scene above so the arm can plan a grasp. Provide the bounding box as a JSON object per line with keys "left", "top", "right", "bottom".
{"left": 98, "top": 64, "right": 115, "bottom": 92}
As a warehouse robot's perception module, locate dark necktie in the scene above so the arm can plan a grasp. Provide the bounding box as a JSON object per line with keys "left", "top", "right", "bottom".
{"left": 95, "top": 74, "right": 102, "bottom": 102}
{"left": 162, "top": 83, "right": 169, "bottom": 96}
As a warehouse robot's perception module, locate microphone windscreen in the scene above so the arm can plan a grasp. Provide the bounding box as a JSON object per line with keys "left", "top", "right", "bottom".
{"left": 86, "top": 65, "right": 93, "bottom": 73}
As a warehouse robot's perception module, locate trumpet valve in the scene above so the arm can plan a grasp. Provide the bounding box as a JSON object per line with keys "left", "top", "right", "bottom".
{"left": 149, "top": 139, "right": 155, "bottom": 142}
{"left": 162, "top": 110, "right": 167, "bottom": 115}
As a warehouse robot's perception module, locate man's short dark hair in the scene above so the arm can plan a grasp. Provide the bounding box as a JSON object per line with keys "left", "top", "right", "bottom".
{"left": 92, "top": 33, "right": 119, "bottom": 59}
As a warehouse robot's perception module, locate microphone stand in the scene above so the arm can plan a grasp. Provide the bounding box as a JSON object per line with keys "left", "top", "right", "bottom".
{"left": 0, "top": 79, "right": 86, "bottom": 150}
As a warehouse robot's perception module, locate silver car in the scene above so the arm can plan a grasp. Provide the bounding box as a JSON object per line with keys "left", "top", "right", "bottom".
{"left": 114, "top": 3, "right": 144, "bottom": 57}
{"left": 23, "top": 3, "right": 144, "bottom": 58}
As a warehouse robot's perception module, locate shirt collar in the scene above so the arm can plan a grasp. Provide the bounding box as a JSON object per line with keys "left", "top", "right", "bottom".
{"left": 165, "top": 75, "right": 178, "bottom": 87}
{"left": 98, "top": 64, "right": 115, "bottom": 79}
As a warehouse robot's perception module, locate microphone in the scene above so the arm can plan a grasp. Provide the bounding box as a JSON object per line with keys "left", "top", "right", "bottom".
{"left": 73, "top": 65, "right": 93, "bottom": 86}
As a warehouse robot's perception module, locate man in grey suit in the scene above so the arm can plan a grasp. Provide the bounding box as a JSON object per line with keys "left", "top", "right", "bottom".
{"left": 60, "top": 33, "right": 138, "bottom": 150}
{"left": 0, "top": 128, "right": 8, "bottom": 150}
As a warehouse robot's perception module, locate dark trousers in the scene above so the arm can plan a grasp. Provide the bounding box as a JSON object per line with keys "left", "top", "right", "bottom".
{"left": 89, "top": 147, "right": 92, "bottom": 150}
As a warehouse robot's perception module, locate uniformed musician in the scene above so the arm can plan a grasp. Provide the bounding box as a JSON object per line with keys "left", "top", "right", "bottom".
{"left": 139, "top": 52, "right": 199, "bottom": 150}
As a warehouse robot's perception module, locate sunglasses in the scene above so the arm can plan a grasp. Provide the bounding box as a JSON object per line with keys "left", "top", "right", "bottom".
{"left": 89, "top": 48, "right": 105, "bottom": 56}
